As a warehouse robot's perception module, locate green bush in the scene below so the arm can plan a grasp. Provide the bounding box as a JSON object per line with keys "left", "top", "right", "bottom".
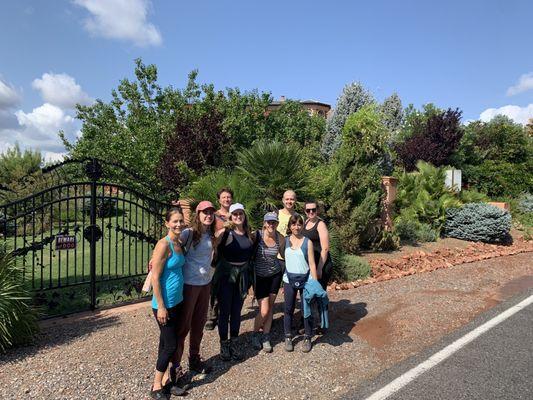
{"left": 336, "top": 254, "right": 371, "bottom": 282}
{"left": 394, "top": 218, "right": 419, "bottom": 243}
{"left": 459, "top": 189, "right": 490, "bottom": 204}
{"left": 517, "top": 193, "right": 533, "bottom": 213}
{"left": 444, "top": 203, "right": 511, "bottom": 243}
{"left": 416, "top": 223, "right": 438, "bottom": 242}
{"left": 394, "top": 218, "right": 437, "bottom": 244}
{"left": 0, "top": 246, "right": 39, "bottom": 352}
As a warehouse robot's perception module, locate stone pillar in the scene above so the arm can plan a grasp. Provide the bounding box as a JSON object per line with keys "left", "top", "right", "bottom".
{"left": 172, "top": 198, "right": 194, "bottom": 226}
{"left": 381, "top": 176, "right": 398, "bottom": 231}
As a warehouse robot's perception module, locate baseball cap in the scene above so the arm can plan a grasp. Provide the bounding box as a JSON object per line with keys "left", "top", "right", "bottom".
{"left": 263, "top": 212, "right": 279, "bottom": 222}
{"left": 229, "top": 203, "right": 245, "bottom": 214}
{"left": 196, "top": 200, "right": 215, "bottom": 212}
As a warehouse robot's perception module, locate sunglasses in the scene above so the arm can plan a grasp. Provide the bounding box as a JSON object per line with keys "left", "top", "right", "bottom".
{"left": 305, "top": 208, "right": 317, "bottom": 213}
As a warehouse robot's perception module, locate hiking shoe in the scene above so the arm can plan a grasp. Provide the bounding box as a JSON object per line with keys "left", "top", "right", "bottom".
{"left": 301, "top": 337, "right": 312, "bottom": 353}
{"left": 220, "top": 339, "right": 231, "bottom": 361}
{"left": 189, "top": 354, "right": 212, "bottom": 374}
{"left": 204, "top": 320, "right": 216, "bottom": 331}
{"left": 262, "top": 333, "right": 273, "bottom": 353}
{"left": 251, "top": 332, "right": 262, "bottom": 350}
{"left": 163, "top": 382, "right": 187, "bottom": 397}
{"left": 284, "top": 337, "right": 294, "bottom": 352}
{"left": 230, "top": 337, "right": 244, "bottom": 361}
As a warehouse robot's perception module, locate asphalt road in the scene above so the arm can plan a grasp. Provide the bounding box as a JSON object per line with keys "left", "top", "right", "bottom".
{"left": 347, "top": 289, "right": 533, "bottom": 400}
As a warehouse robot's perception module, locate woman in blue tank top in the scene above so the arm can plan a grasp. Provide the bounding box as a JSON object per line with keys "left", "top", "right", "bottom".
{"left": 283, "top": 213, "right": 318, "bottom": 354}
{"left": 149, "top": 207, "right": 186, "bottom": 399}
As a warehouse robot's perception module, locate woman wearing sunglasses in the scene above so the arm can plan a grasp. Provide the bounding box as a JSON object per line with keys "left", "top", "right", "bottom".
{"left": 302, "top": 200, "right": 331, "bottom": 290}
{"left": 212, "top": 203, "right": 254, "bottom": 361}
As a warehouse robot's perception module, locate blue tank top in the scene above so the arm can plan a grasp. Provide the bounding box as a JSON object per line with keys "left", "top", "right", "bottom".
{"left": 152, "top": 236, "right": 185, "bottom": 309}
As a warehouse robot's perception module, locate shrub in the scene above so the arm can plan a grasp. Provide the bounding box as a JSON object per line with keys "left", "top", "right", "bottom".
{"left": 394, "top": 218, "right": 419, "bottom": 243}
{"left": 517, "top": 193, "right": 533, "bottom": 213}
{"left": 0, "top": 246, "right": 39, "bottom": 352}
{"left": 416, "top": 223, "right": 438, "bottom": 242}
{"left": 83, "top": 198, "right": 118, "bottom": 218}
{"left": 460, "top": 189, "right": 490, "bottom": 204}
{"left": 394, "top": 218, "right": 438, "bottom": 244}
{"left": 444, "top": 203, "right": 511, "bottom": 243}
{"left": 336, "top": 255, "right": 371, "bottom": 282}
{"left": 372, "top": 230, "right": 400, "bottom": 251}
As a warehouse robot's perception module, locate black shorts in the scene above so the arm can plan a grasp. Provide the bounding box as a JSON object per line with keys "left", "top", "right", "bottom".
{"left": 254, "top": 271, "right": 283, "bottom": 300}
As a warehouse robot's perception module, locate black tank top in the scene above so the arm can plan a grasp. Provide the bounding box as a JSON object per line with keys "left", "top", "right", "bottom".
{"left": 302, "top": 218, "right": 322, "bottom": 254}
{"left": 221, "top": 230, "right": 254, "bottom": 262}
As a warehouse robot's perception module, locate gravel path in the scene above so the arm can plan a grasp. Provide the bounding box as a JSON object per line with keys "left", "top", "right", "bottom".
{"left": 1, "top": 252, "right": 531, "bottom": 400}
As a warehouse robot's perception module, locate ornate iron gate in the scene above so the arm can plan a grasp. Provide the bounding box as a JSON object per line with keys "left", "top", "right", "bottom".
{"left": 0, "top": 159, "right": 171, "bottom": 316}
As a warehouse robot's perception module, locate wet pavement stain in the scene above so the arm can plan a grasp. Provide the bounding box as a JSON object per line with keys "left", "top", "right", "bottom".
{"left": 350, "top": 303, "right": 404, "bottom": 348}
{"left": 483, "top": 275, "right": 533, "bottom": 309}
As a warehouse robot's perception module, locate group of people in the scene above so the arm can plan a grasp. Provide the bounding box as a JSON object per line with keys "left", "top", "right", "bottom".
{"left": 148, "top": 188, "right": 331, "bottom": 399}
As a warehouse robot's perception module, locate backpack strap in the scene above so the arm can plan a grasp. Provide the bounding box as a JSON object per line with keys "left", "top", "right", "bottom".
{"left": 302, "top": 236, "right": 309, "bottom": 265}
{"left": 182, "top": 228, "right": 194, "bottom": 255}
{"left": 277, "top": 232, "right": 286, "bottom": 260}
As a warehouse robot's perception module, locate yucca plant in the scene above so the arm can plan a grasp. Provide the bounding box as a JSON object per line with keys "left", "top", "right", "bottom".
{"left": 0, "top": 246, "right": 39, "bottom": 352}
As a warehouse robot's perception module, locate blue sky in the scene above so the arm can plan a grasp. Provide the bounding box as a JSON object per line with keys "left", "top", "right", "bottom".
{"left": 1, "top": 0, "right": 532, "bottom": 161}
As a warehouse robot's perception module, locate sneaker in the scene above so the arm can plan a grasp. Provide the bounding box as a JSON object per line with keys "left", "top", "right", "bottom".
{"left": 230, "top": 337, "right": 244, "bottom": 361}
{"left": 168, "top": 365, "right": 188, "bottom": 393}
{"left": 251, "top": 332, "right": 263, "bottom": 350}
{"left": 301, "top": 337, "right": 312, "bottom": 353}
{"left": 284, "top": 337, "right": 294, "bottom": 352}
{"left": 220, "top": 339, "right": 231, "bottom": 361}
{"left": 262, "top": 333, "right": 273, "bottom": 353}
{"left": 189, "top": 354, "right": 212, "bottom": 374}
{"left": 204, "top": 320, "right": 216, "bottom": 331}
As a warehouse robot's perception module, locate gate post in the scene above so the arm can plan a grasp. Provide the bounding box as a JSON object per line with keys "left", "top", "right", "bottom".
{"left": 85, "top": 159, "right": 102, "bottom": 311}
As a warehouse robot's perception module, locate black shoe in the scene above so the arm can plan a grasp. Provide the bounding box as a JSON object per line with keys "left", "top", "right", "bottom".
{"left": 230, "top": 337, "right": 243, "bottom": 361}
{"left": 163, "top": 382, "right": 187, "bottom": 397}
{"left": 204, "top": 320, "right": 216, "bottom": 331}
{"left": 150, "top": 388, "right": 168, "bottom": 399}
{"left": 220, "top": 339, "right": 231, "bottom": 361}
{"left": 189, "top": 354, "right": 212, "bottom": 374}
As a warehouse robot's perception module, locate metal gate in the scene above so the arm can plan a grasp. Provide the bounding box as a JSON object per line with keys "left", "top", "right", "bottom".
{"left": 0, "top": 159, "right": 171, "bottom": 316}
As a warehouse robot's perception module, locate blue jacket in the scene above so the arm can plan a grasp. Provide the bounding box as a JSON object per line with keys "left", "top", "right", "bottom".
{"left": 303, "top": 278, "right": 329, "bottom": 329}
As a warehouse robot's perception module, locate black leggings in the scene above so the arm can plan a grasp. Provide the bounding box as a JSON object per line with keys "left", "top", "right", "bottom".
{"left": 283, "top": 282, "right": 312, "bottom": 337}
{"left": 217, "top": 274, "right": 245, "bottom": 341}
{"left": 152, "top": 304, "right": 182, "bottom": 373}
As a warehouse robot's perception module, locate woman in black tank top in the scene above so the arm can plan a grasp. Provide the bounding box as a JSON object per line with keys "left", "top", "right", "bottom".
{"left": 213, "top": 203, "right": 254, "bottom": 362}
{"left": 302, "top": 200, "right": 331, "bottom": 290}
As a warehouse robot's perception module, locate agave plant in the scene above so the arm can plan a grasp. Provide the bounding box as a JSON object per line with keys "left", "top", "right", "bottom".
{"left": 0, "top": 246, "right": 39, "bottom": 352}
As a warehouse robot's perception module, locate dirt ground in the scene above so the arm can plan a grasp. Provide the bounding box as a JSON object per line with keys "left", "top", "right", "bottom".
{"left": 1, "top": 252, "right": 532, "bottom": 400}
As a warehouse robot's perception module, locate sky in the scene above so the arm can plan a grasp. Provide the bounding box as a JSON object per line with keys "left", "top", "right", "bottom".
{"left": 1, "top": 0, "right": 532, "bottom": 161}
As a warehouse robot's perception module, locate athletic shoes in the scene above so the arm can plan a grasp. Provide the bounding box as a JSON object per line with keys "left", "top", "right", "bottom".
{"left": 301, "top": 337, "right": 312, "bottom": 353}
{"left": 262, "top": 333, "right": 273, "bottom": 353}
{"left": 204, "top": 320, "right": 216, "bottom": 331}
{"left": 284, "top": 337, "right": 294, "bottom": 352}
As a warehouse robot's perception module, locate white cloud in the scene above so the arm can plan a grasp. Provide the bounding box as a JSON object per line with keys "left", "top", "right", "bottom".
{"left": 506, "top": 72, "right": 533, "bottom": 96}
{"left": 479, "top": 104, "right": 533, "bottom": 125}
{"left": 9, "top": 103, "right": 80, "bottom": 152}
{"left": 73, "top": 0, "right": 162, "bottom": 47}
{"left": 32, "top": 72, "right": 93, "bottom": 109}
{"left": 0, "top": 78, "right": 22, "bottom": 109}
{"left": 43, "top": 151, "right": 67, "bottom": 163}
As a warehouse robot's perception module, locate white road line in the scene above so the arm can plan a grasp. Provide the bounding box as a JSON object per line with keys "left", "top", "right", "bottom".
{"left": 364, "top": 294, "right": 533, "bottom": 400}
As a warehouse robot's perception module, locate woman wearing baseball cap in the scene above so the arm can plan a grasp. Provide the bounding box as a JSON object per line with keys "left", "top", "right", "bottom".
{"left": 250, "top": 212, "right": 286, "bottom": 353}
{"left": 212, "top": 203, "right": 254, "bottom": 361}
